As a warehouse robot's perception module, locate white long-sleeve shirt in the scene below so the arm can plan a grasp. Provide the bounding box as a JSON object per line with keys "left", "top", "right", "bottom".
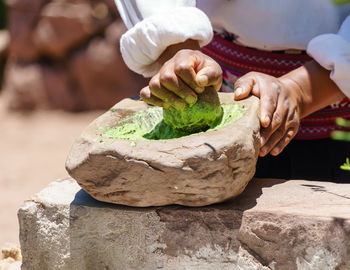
{"left": 115, "top": 0, "right": 350, "bottom": 97}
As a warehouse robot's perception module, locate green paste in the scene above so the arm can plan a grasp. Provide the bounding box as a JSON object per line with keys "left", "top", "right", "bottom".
{"left": 163, "top": 96, "right": 223, "bottom": 133}
{"left": 102, "top": 104, "right": 245, "bottom": 141}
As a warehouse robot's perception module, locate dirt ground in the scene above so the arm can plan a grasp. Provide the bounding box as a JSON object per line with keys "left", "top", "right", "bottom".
{"left": 0, "top": 95, "right": 103, "bottom": 249}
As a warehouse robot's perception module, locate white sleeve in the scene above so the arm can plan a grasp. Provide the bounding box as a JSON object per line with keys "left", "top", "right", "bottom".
{"left": 307, "top": 15, "right": 350, "bottom": 98}
{"left": 115, "top": 0, "right": 213, "bottom": 77}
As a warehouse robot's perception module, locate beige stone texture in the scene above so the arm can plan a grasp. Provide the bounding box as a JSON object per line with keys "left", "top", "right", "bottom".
{"left": 66, "top": 94, "right": 260, "bottom": 206}
{"left": 33, "top": 1, "right": 111, "bottom": 59}
{"left": 6, "top": 0, "right": 46, "bottom": 61}
{"left": 3, "top": 0, "right": 145, "bottom": 110}
{"left": 18, "top": 177, "right": 350, "bottom": 270}
{"left": 3, "top": 60, "right": 76, "bottom": 110}
{"left": 69, "top": 36, "right": 146, "bottom": 110}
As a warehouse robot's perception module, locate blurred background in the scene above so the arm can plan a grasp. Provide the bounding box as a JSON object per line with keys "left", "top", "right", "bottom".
{"left": 0, "top": 0, "right": 146, "bottom": 254}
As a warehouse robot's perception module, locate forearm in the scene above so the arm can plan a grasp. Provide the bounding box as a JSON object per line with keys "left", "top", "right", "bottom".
{"left": 157, "top": 39, "right": 200, "bottom": 65}
{"left": 281, "top": 61, "right": 345, "bottom": 118}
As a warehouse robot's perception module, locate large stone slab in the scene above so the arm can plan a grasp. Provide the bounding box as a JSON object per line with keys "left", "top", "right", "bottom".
{"left": 66, "top": 94, "right": 260, "bottom": 207}
{"left": 19, "top": 177, "right": 350, "bottom": 270}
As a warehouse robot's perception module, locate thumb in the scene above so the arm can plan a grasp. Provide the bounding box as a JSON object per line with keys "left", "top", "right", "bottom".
{"left": 195, "top": 64, "right": 222, "bottom": 91}
{"left": 233, "top": 75, "right": 255, "bottom": 100}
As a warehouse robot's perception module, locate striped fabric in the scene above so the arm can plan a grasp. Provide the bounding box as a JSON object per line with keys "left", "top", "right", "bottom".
{"left": 202, "top": 33, "right": 350, "bottom": 140}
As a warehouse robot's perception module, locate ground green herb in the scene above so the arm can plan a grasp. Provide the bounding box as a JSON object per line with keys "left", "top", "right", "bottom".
{"left": 102, "top": 104, "right": 244, "bottom": 141}
{"left": 163, "top": 100, "right": 223, "bottom": 133}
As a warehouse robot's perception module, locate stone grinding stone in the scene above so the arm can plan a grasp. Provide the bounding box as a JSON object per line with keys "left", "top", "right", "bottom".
{"left": 65, "top": 94, "right": 260, "bottom": 207}
{"left": 18, "top": 178, "right": 350, "bottom": 270}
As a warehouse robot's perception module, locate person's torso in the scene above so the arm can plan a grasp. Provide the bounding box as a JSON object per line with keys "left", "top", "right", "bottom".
{"left": 198, "top": 0, "right": 350, "bottom": 50}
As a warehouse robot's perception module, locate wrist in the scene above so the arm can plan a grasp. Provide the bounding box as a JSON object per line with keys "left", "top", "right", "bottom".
{"left": 279, "top": 76, "right": 308, "bottom": 119}
{"left": 157, "top": 39, "right": 200, "bottom": 65}
{"left": 281, "top": 61, "right": 345, "bottom": 119}
{"left": 280, "top": 65, "right": 314, "bottom": 119}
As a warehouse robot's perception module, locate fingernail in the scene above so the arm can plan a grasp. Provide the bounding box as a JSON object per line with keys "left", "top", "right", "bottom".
{"left": 197, "top": 75, "right": 208, "bottom": 86}
{"left": 174, "top": 100, "right": 186, "bottom": 110}
{"left": 235, "top": 87, "right": 243, "bottom": 96}
{"left": 262, "top": 116, "right": 270, "bottom": 126}
{"left": 195, "top": 86, "right": 205, "bottom": 93}
{"left": 271, "top": 147, "right": 279, "bottom": 156}
{"left": 186, "top": 95, "right": 197, "bottom": 104}
{"left": 260, "top": 146, "right": 268, "bottom": 156}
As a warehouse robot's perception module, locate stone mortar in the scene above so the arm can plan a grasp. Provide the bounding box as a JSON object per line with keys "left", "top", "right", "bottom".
{"left": 66, "top": 93, "right": 260, "bottom": 207}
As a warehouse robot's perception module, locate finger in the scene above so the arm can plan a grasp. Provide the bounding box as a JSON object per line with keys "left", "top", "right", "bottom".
{"left": 260, "top": 92, "right": 289, "bottom": 146}
{"left": 195, "top": 63, "right": 223, "bottom": 91}
{"left": 259, "top": 124, "right": 286, "bottom": 157}
{"left": 149, "top": 75, "right": 187, "bottom": 110}
{"left": 270, "top": 126, "right": 298, "bottom": 156}
{"left": 233, "top": 74, "right": 255, "bottom": 100}
{"left": 258, "top": 81, "right": 280, "bottom": 128}
{"left": 174, "top": 59, "right": 204, "bottom": 94}
{"left": 270, "top": 111, "right": 300, "bottom": 155}
{"left": 140, "top": 87, "right": 170, "bottom": 108}
{"left": 159, "top": 70, "right": 197, "bottom": 105}
{"left": 151, "top": 85, "right": 187, "bottom": 110}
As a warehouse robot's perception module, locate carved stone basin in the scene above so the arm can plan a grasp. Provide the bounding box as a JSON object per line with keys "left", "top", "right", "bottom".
{"left": 66, "top": 93, "right": 260, "bottom": 207}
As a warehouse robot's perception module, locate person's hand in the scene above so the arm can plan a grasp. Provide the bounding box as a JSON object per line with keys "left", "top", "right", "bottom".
{"left": 234, "top": 72, "right": 303, "bottom": 157}
{"left": 140, "top": 49, "right": 222, "bottom": 110}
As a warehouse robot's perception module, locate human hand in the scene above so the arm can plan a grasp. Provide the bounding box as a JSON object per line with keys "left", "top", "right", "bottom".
{"left": 140, "top": 49, "right": 222, "bottom": 110}
{"left": 234, "top": 72, "right": 303, "bottom": 157}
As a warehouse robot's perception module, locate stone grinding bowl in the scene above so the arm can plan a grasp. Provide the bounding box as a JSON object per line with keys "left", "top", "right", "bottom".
{"left": 66, "top": 93, "right": 260, "bottom": 207}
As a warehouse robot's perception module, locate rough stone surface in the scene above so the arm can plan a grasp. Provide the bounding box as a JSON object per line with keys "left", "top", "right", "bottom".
{"left": 3, "top": 60, "right": 76, "bottom": 110}
{"left": 69, "top": 36, "right": 145, "bottom": 110}
{"left": 66, "top": 94, "right": 260, "bottom": 206}
{"left": 18, "top": 178, "right": 350, "bottom": 270}
{"left": 6, "top": 0, "right": 47, "bottom": 61}
{"left": 0, "top": 30, "right": 9, "bottom": 89}
{"left": 33, "top": 1, "right": 110, "bottom": 59}
{"left": 3, "top": 0, "right": 146, "bottom": 110}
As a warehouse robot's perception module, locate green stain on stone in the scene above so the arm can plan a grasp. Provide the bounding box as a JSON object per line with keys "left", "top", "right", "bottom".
{"left": 102, "top": 104, "right": 244, "bottom": 141}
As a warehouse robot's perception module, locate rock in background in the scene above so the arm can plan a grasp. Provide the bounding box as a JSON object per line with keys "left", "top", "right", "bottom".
{"left": 2, "top": 0, "right": 147, "bottom": 110}
{"left": 0, "top": 30, "right": 9, "bottom": 91}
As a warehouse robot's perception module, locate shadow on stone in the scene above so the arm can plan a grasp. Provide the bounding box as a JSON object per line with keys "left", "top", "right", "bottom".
{"left": 68, "top": 178, "right": 282, "bottom": 266}
{"left": 301, "top": 184, "right": 350, "bottom": 200}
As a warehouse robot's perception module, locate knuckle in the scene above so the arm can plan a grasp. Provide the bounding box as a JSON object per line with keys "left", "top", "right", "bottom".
{"left": 271, "top": 82, "right": 281, "bottom": 90}
{"left": 274, "top": 128, "right": 285, "bottom": 138}
{"left": 273, "top": 112, "right": 282, "bottom": 123}
{"left": 175, "top": 49, "right": 188, "bottom": 57}
{"left": 149, "top": 77, "right": 160, "bottom": 90}
{"left": 247, "top": 71, "right": 258, "bottom": 77}
{"left": 160, "top": 72, "right": 176, "bottom": 85}
{"left": 291, "top": 118, "right": 300, "bottom": 127}
{"left": 174, "top": 63, "right": 191, "bottom": 74}
{"left": 216, "top": 68, "right": 223, "bottom": 79}
{"left": 265, "top": 94, "right": 276, "bottom": 105}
